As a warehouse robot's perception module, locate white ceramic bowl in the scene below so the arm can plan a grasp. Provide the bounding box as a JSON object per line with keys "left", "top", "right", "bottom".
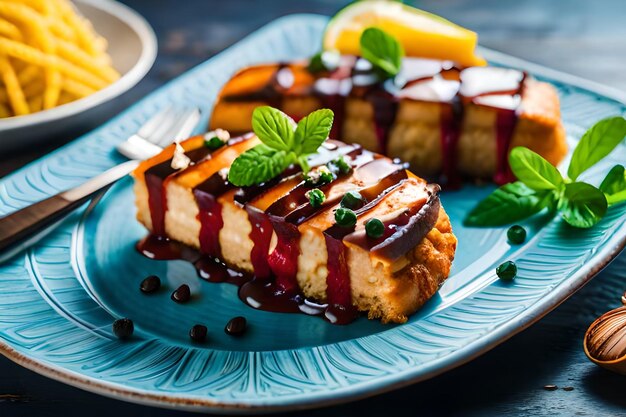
{"left": 0, "top": 0, "right": 157, "bottom": 151}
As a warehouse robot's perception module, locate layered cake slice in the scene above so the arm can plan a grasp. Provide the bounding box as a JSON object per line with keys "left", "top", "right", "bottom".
{"left": 132, "top": 132, "right": 456, "bottom": 324}
{"left": 210, "top": 57, "right": 566, "bottom": 185}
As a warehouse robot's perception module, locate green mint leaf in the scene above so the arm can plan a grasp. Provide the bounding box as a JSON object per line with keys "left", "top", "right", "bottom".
{"left": 509, "top": 146, "right": 564, "bottom": 191}
{"left": 297, "top": 155, "right": 310, "bottom": 174}
{"left": 607, "top": 189, "right": 626, "bottom": 205}
{"left": 359, "top": 27, "right": 404, "bottom": 78}
{"left": 464, "top": 182, "right": 549, "bottom": 226}
{"left": 227, "top": 145, "right": 293, "bottom": 187}
{"left": 538, "top": 190, "right": 559, "bottom": 213}
{"left": 567, "top": 116, "right": 626, "bottom": 181}
{"left": 230, "top": 106, "right": 335, "bottom": 186}
{"left": 251, "top": 106, "right": 296, "bottom": 151}
{"left": 599, "top": 164, "right": 626, "bottom": 197}
{"left": 294, "top": 108, "right": 334, "bottom": 155}
{"left": 558, "top": 182, "right": 608, "bottom": 228}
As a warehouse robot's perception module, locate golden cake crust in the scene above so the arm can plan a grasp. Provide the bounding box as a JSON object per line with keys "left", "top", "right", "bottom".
{"left": 510, "top": 79, "right": 567, "bottom": 168}
{"left": 361, "top": 206, "right": 456, "bottom": 323}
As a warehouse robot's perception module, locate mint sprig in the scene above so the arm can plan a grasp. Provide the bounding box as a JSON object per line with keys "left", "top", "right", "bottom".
{"left": 464, "top": 182, "right": 555, "bottom": 227}
{"left": 359, "top": 27, "right": 404, "bottom": 78}
{"left": 251, "top": 106, "right": 296, "bottom": 151}
{"left": 568, "top": 116, "right": 626, "bottom": 181}
{"left": 558, "top": 182, "right": 608, "bottom": 228}
{"left": 294, "top": 108, "right": 335, "bottom": 155}
{"left": 509, "top": 147, "right": 563, "bottom": 191}
{"left": 307, "top": 27, "right": 403, "bottom": 79}
{"left": 599, "top": 164, "right": 626, "bottom": 205}
{"left": 228, "top": 106, "right": 334, "bottom": 187}
{"left": 228, "top": 145, "right": 290, "bottom": 188}
{"left": 464, "top": 116, "right": 626, "bottom": 229}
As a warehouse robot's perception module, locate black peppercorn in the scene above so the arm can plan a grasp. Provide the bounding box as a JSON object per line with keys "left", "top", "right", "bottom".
{"left": 225, "top": 316, "right": 247, "bottom": 336}
{"left": 112, "top": 318, "right": 134, "bottom": 340}
{"left": 171, "top": 284, "right": 191, "bottom": 303}
{"left": 140, "top": 275, "right": 161, "bottom": 294}
{"left": 189, "top": 324, "right": 207, "bottom": 342}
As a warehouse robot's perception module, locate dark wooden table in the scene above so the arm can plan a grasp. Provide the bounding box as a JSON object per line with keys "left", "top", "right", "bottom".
{"left": 1, "top": 1, "right": 626, "bottom": 415}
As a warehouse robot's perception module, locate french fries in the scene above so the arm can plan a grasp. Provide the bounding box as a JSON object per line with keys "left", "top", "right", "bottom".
{"left": 0, "top": 0, "right": 119, "bottom": 118}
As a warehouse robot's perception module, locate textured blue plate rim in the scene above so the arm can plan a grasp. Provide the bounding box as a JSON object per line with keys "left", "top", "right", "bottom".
{"left": 0, "top": 13, "right": 625, "bottom": 414}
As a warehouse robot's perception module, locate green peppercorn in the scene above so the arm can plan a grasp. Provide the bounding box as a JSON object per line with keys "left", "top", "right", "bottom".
{"left": 329, "top": 156, "right": 351, "bottom": 175}
{"left": 205, "top": 136, "right": 225, "bottom": 150}
{"left": 304, "top": 166, "right": 335, "bottom": 186}
{"left": 365, "top": 218, "right": 385, "bottom": 238}
{"left": 307, "top": 51, "right": 326, "bottom": 73}
{"left": 507, "top": 225, "right": 527, "bottom": 244}
{"left": 307, "top": 189, "right": 325, "bottom": 208}
{"left": 307, "top": 50, "right": 341, "bottom": 73}
{"left": 335, "top": 207, "right": 357, "bottom": 228}
{"left": 319, "top": 167, "right": 334, "bottom": 183}
{"left": 340, "top": 190, "right": 364, "bottom": 210}
{"left": 496, "top": 260, "right": 517, "bottom": 281}
{"left": 204, "top": 129, "right": 229, "bottom": 150}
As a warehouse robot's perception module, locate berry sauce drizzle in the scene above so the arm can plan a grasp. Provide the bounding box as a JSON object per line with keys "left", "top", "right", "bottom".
{"left": 144, "top": 147, "right": 212, "bottom": 236}
{"left": 136, "top": 235, "right": 357, "bottom": 325}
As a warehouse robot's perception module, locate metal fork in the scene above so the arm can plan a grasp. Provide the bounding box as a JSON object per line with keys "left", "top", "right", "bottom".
{"left": 0, "top": 106, "right": 202, "bottom": 263}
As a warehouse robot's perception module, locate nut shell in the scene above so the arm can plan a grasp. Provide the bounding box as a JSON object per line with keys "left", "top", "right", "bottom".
{"left": 584, "top": 306, "right": 626, "bottom": 375}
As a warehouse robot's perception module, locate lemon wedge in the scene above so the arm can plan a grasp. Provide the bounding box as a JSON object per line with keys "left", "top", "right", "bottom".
{"left": 323, "top": 1, "right": 486, "bottom": 67}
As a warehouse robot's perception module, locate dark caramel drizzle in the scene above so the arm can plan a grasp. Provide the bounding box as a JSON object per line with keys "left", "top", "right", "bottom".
{"left": 194, "top": 171, "right": 232, "bottom": 198}
{"left": 323, "top": 172, "right": 408, "bottom": 241}
{"left": 223, "top": 63, "right": 290, "bottom": 107}
{"left": 346, "top": 184, "right": 440, "bottom": 260}
{"left": 265, "top": 147, "right": 367, "bottom": 223}
{"left": 145, "top": 147, "right": 213, "bottom": 182}
{"left": 234, "top": 167, "right": 301, "bottom": 206}
{"left": 147, "top": 133, "right": 254, "bottom": 199}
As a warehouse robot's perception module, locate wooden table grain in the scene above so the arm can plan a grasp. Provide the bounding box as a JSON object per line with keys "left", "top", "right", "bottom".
{"left": 1, "top": 1, "right": 626, "bottom": 416}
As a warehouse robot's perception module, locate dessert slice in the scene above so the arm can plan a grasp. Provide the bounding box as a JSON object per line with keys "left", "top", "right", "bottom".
{"left": 132, "top": 134, "right": 456, "bottom": 324}
{"left": 210, "top": 58, "right": 567, "bottom": 185}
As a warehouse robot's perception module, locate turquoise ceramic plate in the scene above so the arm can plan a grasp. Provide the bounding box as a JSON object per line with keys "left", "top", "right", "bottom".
{"left": 0, "top": 14, "right": 625, "bottom": 413}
